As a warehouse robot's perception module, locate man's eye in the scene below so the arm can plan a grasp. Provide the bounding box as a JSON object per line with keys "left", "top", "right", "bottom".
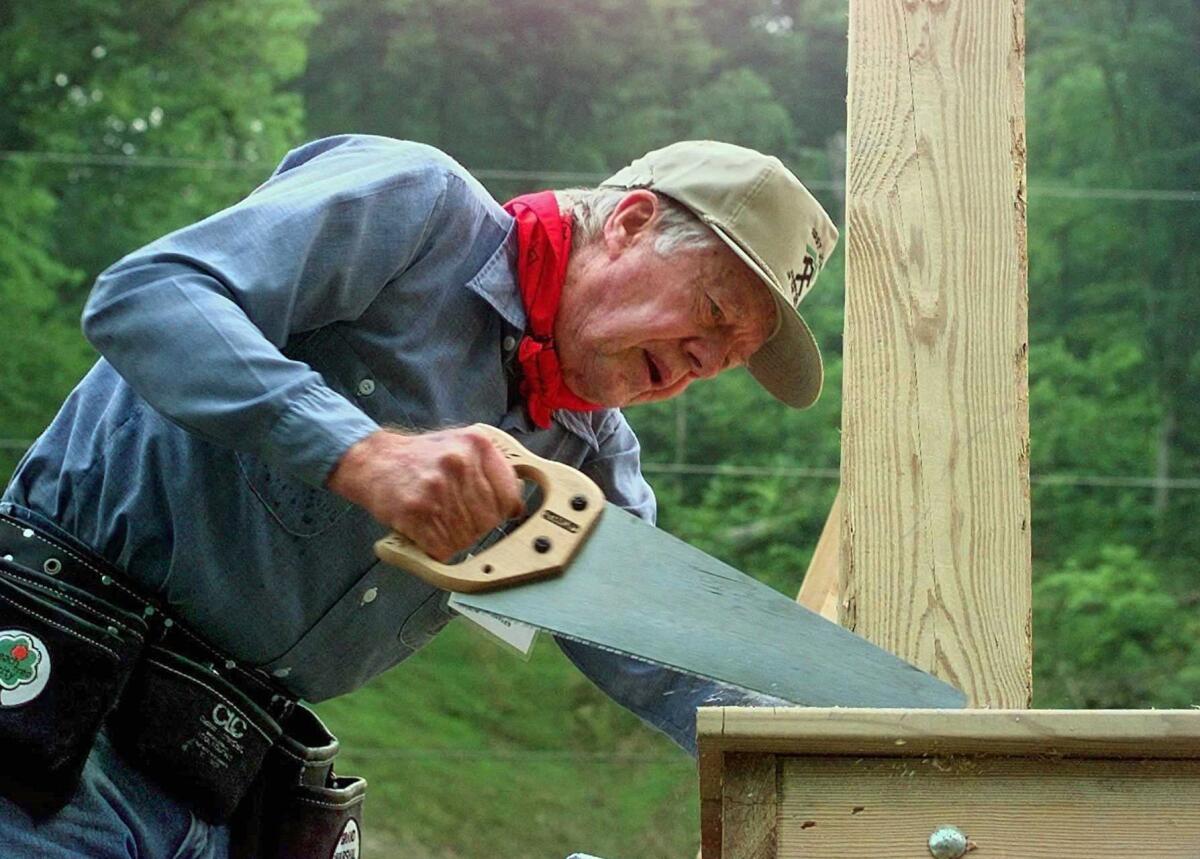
{"left": 708, "top": 296, "right": 724, "bottom": 322}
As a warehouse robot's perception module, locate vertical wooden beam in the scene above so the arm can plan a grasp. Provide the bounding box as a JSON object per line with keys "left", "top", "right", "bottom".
{"left": 841, "top": 0, "right": 1031, "bottom": 707}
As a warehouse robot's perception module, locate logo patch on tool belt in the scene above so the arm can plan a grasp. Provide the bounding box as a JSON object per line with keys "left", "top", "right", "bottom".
{"left": 332, "top": 818, "right": 360, "bottom": 859}
{"left": 0, "top": 629, "right": 50, "bottom": 707}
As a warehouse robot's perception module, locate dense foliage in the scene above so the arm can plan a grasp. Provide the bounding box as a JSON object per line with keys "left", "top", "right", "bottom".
{"left": 2, "top": 1, "right": 1197, "bottom": 855}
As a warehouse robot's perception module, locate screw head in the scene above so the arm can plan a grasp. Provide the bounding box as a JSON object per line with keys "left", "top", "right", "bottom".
{"left": 570, "top": 495, "right": 588, "bottom": 511}
{"left": 533, "top": 536, "right": 552, "bottom": 553}
{"left": 928, "top": 825, "right": 970, "bottom": 859}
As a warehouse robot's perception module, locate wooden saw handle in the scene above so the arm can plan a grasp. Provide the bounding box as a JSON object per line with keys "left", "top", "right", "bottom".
{"left": 373, "top": 424, "right": 606, "bottom": 592}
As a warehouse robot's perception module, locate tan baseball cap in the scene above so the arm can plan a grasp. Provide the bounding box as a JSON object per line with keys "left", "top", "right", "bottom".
{"left": 601, "top": 140, "right": 839, "bottom": 408}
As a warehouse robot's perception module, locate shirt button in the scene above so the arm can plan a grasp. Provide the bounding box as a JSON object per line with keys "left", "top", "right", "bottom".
{"left": 502, "top": 335, "right": 517, "bottom": 352}
{"left": 356, "top": 378, "right": 376, "bottom": 397}
{"left": 361, "top": 587, "right": 379, "bottom": 605}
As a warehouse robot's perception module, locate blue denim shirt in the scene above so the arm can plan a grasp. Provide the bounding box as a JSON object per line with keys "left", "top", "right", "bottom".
{"left": 3, "top": 135, "right": 763, "bottom": 754}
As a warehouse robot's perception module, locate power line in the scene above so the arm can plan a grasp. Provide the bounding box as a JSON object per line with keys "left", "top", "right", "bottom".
{"left": 3, "top": 437, "right": 1198, "bottom": 491}
{"left": 644, "top": 463, "right": 840, "bottom": 480}
{"left": 337, "top": 747, "right": 684, "bottom": 763}
{"left": 2, "top": 149, "right": 1198, "bottom": 202}
{"left": 641, "top": 462, "right": 1200, "bottom": 491}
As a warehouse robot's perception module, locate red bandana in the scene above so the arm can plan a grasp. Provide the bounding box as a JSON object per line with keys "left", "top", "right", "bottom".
{"left": 503, "top": 192, "right": 601, "bottom": 428}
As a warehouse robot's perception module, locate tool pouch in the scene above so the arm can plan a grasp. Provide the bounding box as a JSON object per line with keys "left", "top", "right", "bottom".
{"left": 0, "top": 560, "right": 146, "bottom": 816}
{"left": 231, "top": 704, "right": 367, "bottom": 859}
{"left": 107, "top": 646, "right": 282, "bottom": 823}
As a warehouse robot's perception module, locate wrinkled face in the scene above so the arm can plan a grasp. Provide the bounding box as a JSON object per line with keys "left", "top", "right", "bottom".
{"left": 554, "top": 191, "right": 779, "bottom": 407}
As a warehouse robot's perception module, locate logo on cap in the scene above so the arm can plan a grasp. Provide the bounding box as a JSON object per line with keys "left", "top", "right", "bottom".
{"left": 786, "top": 255, "right": 817, "bottom": 307}
{"left": 0, "top": 630, "right": 50, "bottom": 707}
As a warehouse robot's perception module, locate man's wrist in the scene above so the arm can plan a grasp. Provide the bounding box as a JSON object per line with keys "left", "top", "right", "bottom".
{"left": 328, "top": 429, "right": 379, "bottom": 501}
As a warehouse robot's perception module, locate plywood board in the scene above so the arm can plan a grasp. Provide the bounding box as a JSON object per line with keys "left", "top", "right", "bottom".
{"left": 841, "top": 0, "right": 1032, "bottom": 707}
{"left": 778, "top": 755, "right": 1200, "bottom": 857}
{"left": 698, "top": 708, "right": 1200, "bottom": 858}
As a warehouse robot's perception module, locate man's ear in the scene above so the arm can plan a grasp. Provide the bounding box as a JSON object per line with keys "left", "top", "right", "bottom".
{"left": 603, "top": 190, "right": 659, "bottom": 255}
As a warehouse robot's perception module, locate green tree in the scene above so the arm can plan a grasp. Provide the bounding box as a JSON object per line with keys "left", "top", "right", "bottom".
{"left": 0, "top": 0, "right": 315, "bottom": 474}
{"left": 1035, "top": 545, "right": 1200, "bottom": 708}
{"left": 300, "top": 0, "right": 845, "bottom": 177}
{"left": 1026, "top": 0, "right": 1200, "bottom": 579}
{"left": 0, "top": 163, "right": 85, "bottom": 476}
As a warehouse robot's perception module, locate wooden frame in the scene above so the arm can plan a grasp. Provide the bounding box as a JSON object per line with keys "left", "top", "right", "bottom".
{"left": 699, "top": 708, "right": 1200, "bottom": 858}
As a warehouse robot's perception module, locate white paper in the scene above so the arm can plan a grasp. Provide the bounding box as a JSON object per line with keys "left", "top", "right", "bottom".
{"left": 448, "top": 592, "right": 539, "bottom": 655}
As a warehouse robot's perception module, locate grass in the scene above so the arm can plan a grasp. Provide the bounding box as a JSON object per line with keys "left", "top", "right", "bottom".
{"left": 314, "top": 619, "right": 700, "bottom": 859}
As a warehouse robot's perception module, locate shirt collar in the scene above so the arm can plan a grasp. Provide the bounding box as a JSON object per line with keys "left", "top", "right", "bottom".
{"left": 465, "top": 220, "right": 526, "bottom": 331}
{"left": 466, "top": 217, "right": 601, "bottom": 452}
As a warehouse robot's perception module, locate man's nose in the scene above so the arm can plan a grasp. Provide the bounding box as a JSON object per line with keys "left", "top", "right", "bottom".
{"left": 683, "top": 337, "right": 725, "bottom": 379}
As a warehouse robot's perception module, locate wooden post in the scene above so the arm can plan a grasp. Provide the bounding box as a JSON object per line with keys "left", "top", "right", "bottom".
{"left": 840, "top": 0, "right": 1032, "bottom": 707}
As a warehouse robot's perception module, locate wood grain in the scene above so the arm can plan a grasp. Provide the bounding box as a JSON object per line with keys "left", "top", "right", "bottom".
{"left": 698, "top": 707, "right": 1200, "bottom": 760}
{"left": 722, "top": 754, "right": 778, "bottom": 859}
{"left": 841, "top": 0, "right": 1032, "bottom": 707}
{"left": 778, "top": 755, "right": 1200, "bottom": 857}
{"left": 796, "top": 490, "right": 842, "bottom": 623}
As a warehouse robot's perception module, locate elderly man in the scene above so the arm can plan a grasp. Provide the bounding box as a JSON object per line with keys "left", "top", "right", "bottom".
{"left": 0, "top": 135, "right": 836, "bottom": 857}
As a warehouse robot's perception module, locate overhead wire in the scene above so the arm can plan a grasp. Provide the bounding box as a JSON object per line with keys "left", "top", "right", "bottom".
{"left": 640, "top": 462, "right": 1200, "bottom": 490}
{"left": 2, "top": 149, "right": 1199, "bottom": 202}
{"left": 2, "top": 437, "right": 1198, "bottom": 490}
{"left": 337, "top": 747, "right": 684, "bottom": 763}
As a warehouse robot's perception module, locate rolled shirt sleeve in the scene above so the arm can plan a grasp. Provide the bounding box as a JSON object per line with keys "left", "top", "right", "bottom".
{"left": 81, "top": 136, "right": 452, "bottom": 486}
{"left": 554, "top": 411, "right": 788, "bottom": 757}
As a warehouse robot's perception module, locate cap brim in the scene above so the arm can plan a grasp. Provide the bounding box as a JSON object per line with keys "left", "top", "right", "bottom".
{"left": 748, "top": 293, "right": 823, "bottom": 408}
{"left": 704, "top": 223, "right": 824, "bottom": 409}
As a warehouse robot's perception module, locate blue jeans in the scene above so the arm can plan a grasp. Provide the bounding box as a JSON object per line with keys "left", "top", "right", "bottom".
{"left": 0, "top": 731, "right": 228, "bottom": 858}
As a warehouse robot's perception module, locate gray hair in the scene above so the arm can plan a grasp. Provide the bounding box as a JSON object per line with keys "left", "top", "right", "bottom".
{"left": 557, "top": 187, "right": 721, "bottom": 256}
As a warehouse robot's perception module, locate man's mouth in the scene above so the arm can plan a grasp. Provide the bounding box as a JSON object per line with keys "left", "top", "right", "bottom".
{"left": 644, "top": 350, "right": 662, "bottom": 386}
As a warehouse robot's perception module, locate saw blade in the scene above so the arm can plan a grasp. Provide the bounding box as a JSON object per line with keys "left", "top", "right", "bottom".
{"left": 453, "top": 503, "right": 966, "bottom": 709}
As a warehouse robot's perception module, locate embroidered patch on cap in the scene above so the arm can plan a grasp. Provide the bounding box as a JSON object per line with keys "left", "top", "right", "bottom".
{"left": 0, "top": 630, "right": 50, "bottom": 707}
{"left": 785, "top": 251, "right": 820, "bottom": 307}
{"left": 331, "top": 818, "right": 360, "bottom": 859}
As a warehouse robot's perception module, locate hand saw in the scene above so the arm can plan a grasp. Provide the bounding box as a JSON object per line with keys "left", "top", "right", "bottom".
{"left": 375, "top": 425, "right": 965, "bottom": 709}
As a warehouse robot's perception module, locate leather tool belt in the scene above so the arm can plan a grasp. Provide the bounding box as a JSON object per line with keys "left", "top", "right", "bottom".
{"left": 0, "top": 512, "right": 365, "bottom": 856}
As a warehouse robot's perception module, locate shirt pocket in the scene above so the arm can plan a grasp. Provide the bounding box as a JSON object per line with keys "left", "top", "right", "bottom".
{"left": 254, "top": 561, "right": 455, "bottom": 702}
{"left": 235, "top": 327, "right": 414, "bottom": 538}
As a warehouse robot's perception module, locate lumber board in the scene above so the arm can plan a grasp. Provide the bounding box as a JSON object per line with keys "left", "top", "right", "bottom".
{"left": 777, "top": 755, "right": 1200, "bottom": 857}
{"left": 795, "top": 490, "right": 841, "bottom": 623}
{"left": 697, "top": 707, "right": 1200, "bottom": 760}
{"left": 721, "top": 754, "right": 778, "bottom": 859}
{"left": 841, "top": 0, "right": 1032, "bottom": 707}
